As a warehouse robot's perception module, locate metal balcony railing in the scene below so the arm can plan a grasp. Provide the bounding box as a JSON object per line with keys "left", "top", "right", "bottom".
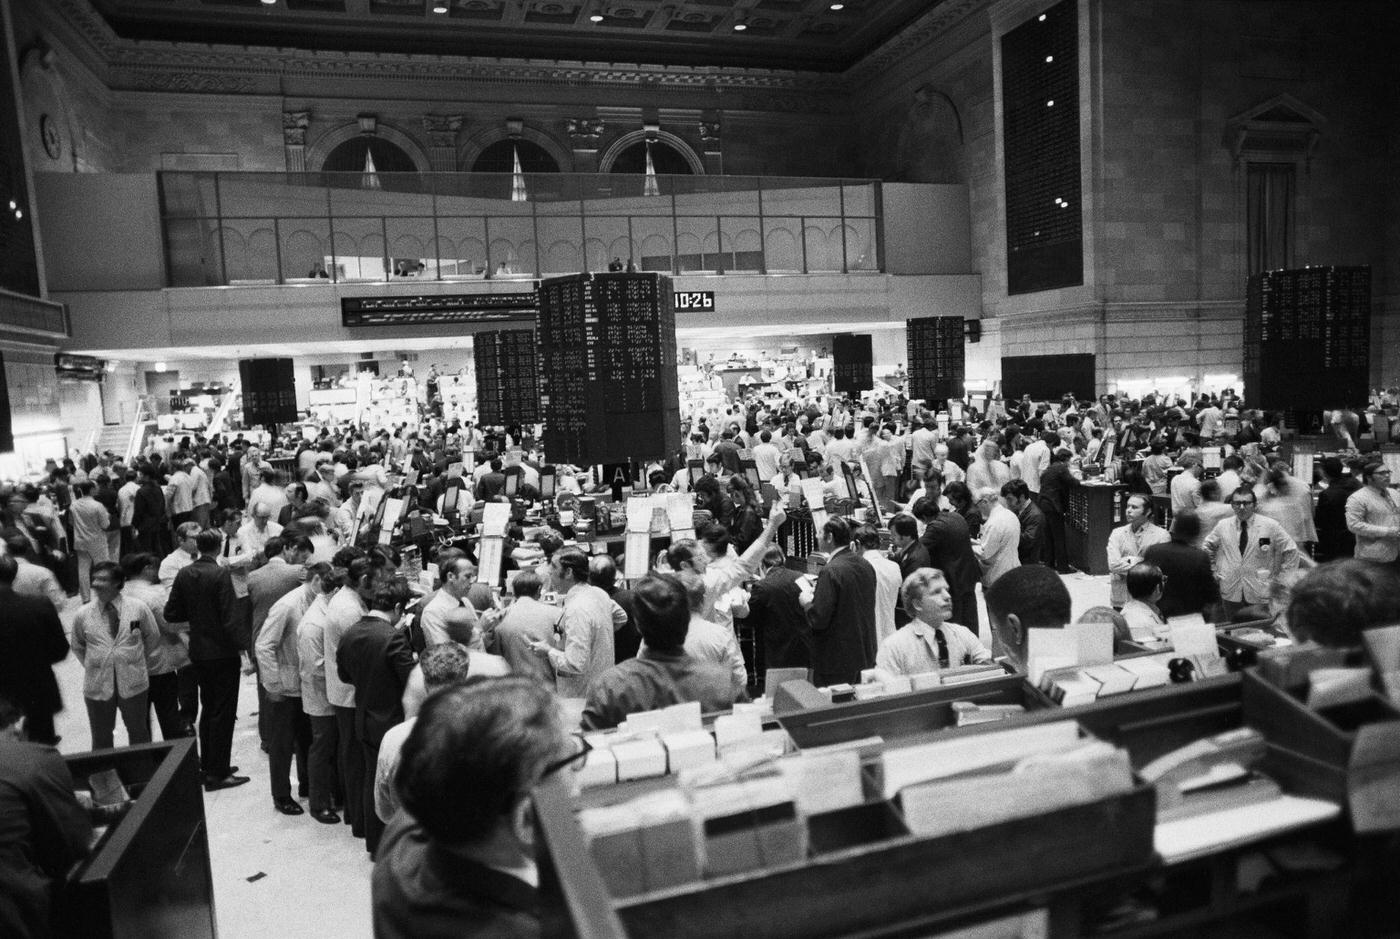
{"left": 157, "top": 171, "right": 884, "bottom": 287}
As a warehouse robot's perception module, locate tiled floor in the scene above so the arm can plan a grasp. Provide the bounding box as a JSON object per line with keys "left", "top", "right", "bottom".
{"left": 48, "top": 571, "right": 1115, "bottom": 938}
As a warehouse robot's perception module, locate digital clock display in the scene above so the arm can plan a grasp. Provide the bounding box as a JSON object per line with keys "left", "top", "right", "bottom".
{"left": 673, "top": 291, "right": 715, "bottom": 311}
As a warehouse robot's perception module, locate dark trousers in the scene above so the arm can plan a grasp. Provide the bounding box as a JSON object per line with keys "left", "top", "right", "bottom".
{"left": 191, "top": 657, "right": 240, "bottom": 778}
{"left": 307, "top": 713, "right": 340, "bottom": 813}
{"left": 177, "top": 665, "right": 200, "bottom": 729}
{"left": 360, "top": 739, "right": 385, "bottom": 857}
{"left": 1041, "top": 504, "right": 1070, "bottom": 573}
{"left": 86, "top": 693, "right": 151, "bottom": 750}
{"left": 265, "top": 695, "right": 311, "bottom": 802}
{"left": 333, "top": 705, "right": 365, "bottom": 837}
{"left": 147, "top": 670, "right": 186, "bottom": 740}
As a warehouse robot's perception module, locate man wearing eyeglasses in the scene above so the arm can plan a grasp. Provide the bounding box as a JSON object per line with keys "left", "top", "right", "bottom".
{"left": 1345, "top": 463, "right": 1400, "bottom": 565}
{"left": 1202, "top": 487, "right": 1299, "bottom": 619}
{"left": 373, "top": 678, "right": 573, "bottom": 939}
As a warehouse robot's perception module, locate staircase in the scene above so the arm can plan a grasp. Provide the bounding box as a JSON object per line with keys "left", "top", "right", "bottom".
{"left": 92, "top": 424, "right": 132, "bottom": 457}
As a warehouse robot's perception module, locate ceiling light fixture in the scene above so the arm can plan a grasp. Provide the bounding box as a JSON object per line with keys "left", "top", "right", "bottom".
{"left": 432, "top": 1, "right": 449, "bottom": 12}
{"left": 589, "top": 11, "right": 605, "bottom": 22}
{"left": 733, "top": 15, "right": 748, "bottom": 31}
{"left": 830, "top": 2, "right": 844, "bottom": 9}
{"left": 260, "top": 0, "right": 276, "bottom": 6}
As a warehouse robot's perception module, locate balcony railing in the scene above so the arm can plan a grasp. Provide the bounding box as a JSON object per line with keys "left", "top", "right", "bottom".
{"left": 158, "top": 171, "right": 884, "bottom": 288}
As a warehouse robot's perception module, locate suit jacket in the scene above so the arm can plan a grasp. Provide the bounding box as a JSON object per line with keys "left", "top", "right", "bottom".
{"left": 1314, "top": 478, "right": 1360, "bottom": 561}
{"left": 247, "top": 557, "right": 305, "bottom": 643}
{"left": 1038, "top": 463, "right": 1075, "bottom": 515}
{"left": 890, "top": 541, "right": 932, "bottom": 627}
{"left": 747, "top": 566, "right": 812, "bottom": 669}
{"left": 807, "top": 548, "right": 877, "bottom": 685}
{"left": 337, "top": 613, "right": 416, "bottom": 747}
{"left": 0, "top": 590, "right": 68, "bottom": 717}
{"left": 132, "top": 481, "right": 167, "bottom": 535}
{"left": 920, "top": 511, "right": 981, "bottom": 597}
{"left": 164, "top": 556, "right": 244, "bottom": 661}
{"left": 1143, "top": 539, "right": 1220, "bottom": 620}
{"left": 1016, "top": 500, "right": 1047, "bottom": 565}
{"left": 1202, "top": 514, "right": 1299, "bottom": 604}
{"left": 0, "top": 736, "right": 93, "bottom": 939}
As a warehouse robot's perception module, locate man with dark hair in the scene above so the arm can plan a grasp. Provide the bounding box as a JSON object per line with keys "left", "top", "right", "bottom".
{"left": 1106, "top": 493, "right": 1170, "bottom": 610}
{"left": 374, "top": 678, "right": 570, "bottom": 937}
{"left": 120, "top": 552, "right": 187, "bottom": 740}
{"left": 1000, "top": 479, "right": 1046, "bottom": 567}
{"left": 912, "top": 496, "right": 982, "bottom": 631}
{"left": 490, "top": 572, "right": 562, "bottom": 682}
{"left": 801, "top": 516, "right": 878, "bottom": 686}
{"left": 1120, "top": 561, "right": 1166, "bottom": 641}
{"left": 532, "top": 549, "right": 615, "bottom": 697}
{"left": 746, "top": 545, "right": 811, "bottom": 670}
{"left": 165, "top": 528, "right": 248, "bottom": 791}
{"left": 1203, "top": 487, "right": 1299, "bottom": 618}
{"left": 0, "top": 695, "right": 92, "bottom": 939}
{"left": 1144, "top": 510, "right": 1222, "bottom": 621}
{"left": 71, "top": 562, "right": 162, "bottom": 750}
{"left": 132, "top": 465, "right": 169, "bottom": 554}
{"left": 984, "top": 564, "right": 1072, "bottom": 671}
{"left": 1287, "top": 559, "right": 1400, "bottom": 647}
{"left": 0, "top": 556, "right": 68, "bottom": 746}
{"left": 1313, "top": 457, "right": 1360, "bottom": 561}
{"left": 887, "top": 513, "right": 931, "bottom": 627}
{"left": 1037, "top": 448, "right": 1075, "bottom": 573}
{"left": 1345, "top": 462, "right": 1400, "bottom": 565}
{"left": 256, "top": 562, "right": 330, "bottom": 816}
{"left": 582, "top": 574, "right": 741, "bottom": 730}
{"left": 338, "top": 578, "right": 416, "bottom": 857}
{"left": 852, "top": 524, "right": 901, "bottom": 645}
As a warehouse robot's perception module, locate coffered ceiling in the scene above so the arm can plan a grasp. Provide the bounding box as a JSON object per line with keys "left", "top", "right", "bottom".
{"left": 86, "top": 0, "right": 945, "bottom": 72}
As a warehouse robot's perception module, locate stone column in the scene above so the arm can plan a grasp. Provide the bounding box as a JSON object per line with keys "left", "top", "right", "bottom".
{"left": 567, "top": 117, "right": 604, "bottom": 174}
{"left": 282, "top": 111, "right": 310, "bottom": 172}
{"left": 699, "top": 114, "right": 722, "bottom": 175}
{"left": 423, "top": 114, "right": 463, "bottom": 172}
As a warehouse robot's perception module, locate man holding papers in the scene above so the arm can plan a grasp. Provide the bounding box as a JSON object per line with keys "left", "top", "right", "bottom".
{"left": 876, "top": 570, "right": 991, "bottom": 677}
{"left": 983, "top": 565, "right": 1072, "bottom": 671}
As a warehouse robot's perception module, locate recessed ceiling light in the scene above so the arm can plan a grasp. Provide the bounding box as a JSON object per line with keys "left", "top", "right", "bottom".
{"left": 260, "top": 0, "right": 276, "bottom": 6}
{"left": 1045, "top": 55, "right": 1054, "bottom": 63}
{"left": 734, "top": 21, "right": 747, "bottom": 30}
{"left": 432, "top": 2, "right": 448, "bottom": 12}
{"left": 590, "top": 12, "right": 604, "bottom": 22}
{"left": 830, "top": 2, "right": 844, "bottom": 9}
{"left": 1038, "top": 12, "right": 1047, "bottom": 20}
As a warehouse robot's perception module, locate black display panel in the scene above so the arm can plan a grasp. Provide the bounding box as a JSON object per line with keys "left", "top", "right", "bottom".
{"left": 0, "top": 6, "right": 40, "bottom": 299}
{"left": 1000, "top": 353, "right": 1095, "bottom": 402}
{"left": 238, "top": 358, "right": 298, "bottom": 427}
{"left": 907, "top": 316, "right": 965, "bottom": 403}
{"left": 0, "top": 352, "right": 12, "bottom": 453}
{"left": 1002, "top": 0, "right": 1082, "bottom": 295}
{"left": 1244, "top": 265, "right": 1370, "bottom": 412}
{"left": 537, "top": 273, "right": 680, "bottom": 464}
{"left": 474, "top": 328, "right": 540, "bottom": 426}
{"left": 341, "top": 291, "right": 536, "bottom": 327}
{"left": 831, "top": 333, "right": 873, "bottom": 397}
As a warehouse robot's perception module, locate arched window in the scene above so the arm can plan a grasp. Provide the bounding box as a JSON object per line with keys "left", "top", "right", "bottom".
{"left": 608, "top": 139, "right": 694, "bottom": 175}
{"left": 321, "top": 137, "right": 418, "bottom": 174}
{"left": 471, "top": 139, "right": 560, "bottom": 174}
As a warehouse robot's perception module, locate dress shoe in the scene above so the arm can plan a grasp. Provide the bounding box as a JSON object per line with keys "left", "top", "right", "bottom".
{"left": 273, "top": 798, "right": 305, "bottom": 816}
{"left": 311, "top": 809, "right": 341, "bottom": 825}
{"left": 203, "top": 774, "right": 251, "bottom": 792}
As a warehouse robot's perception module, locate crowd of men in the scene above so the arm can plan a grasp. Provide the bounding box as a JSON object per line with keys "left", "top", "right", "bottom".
{"left": 1, "top": 383, "right": 1399, "bottom": 937}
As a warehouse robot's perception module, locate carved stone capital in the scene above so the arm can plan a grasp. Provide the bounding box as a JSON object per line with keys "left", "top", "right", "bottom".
{"left": 567, "top": 117, "right": 604, "bottom": 145}
{"left": 282, "top": 110, "right": 310, "bottom": 147}
{"left": 699, "top": 119, "right": 721, "bottom": 143}
{"left": 422, "top": 113, "right": 463, "bottom": 147}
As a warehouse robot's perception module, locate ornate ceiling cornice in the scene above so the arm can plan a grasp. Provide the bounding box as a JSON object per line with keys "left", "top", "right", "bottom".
{"left": 43, "top": 0, "right": 849, "bottom": 110}
{"left": 845, "top": 0, "right": 989, "bottom": 87}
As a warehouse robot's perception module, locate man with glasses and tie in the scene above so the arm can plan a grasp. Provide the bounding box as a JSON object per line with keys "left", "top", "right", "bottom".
{"left": 372, "top": 677, "right": 578, "bottom": 939}
{"left": 1345, "top": 462, "right": 1400, "bottom": 568}
{"left": 1203, "top": 487, "right": 1299, "bottom": 619}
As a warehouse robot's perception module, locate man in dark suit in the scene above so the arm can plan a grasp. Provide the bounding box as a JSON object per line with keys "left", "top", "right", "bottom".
{"left": 747, "top": 546, "right": 812, "bottom": 671}
{"left": 912, "top": 497, "right": 981, "bottom": 632}
{"left": 338, "top": 578, "right": 416, "bottom": 858}
{"left": 801, "top": 518, "right": 877, "bottom": 686}
{"left": 0, "top": 557, "right": 68, "bottom": 745}
{"left": 1144, "top": 510, "right": 1222, "bottom": 621}
{"left": 1038, "top": 449, "right": 1076, "bottom": 573}
{"left": 0, "top": 698, "right": 93, "bottom": 939}
{"left": 165, "top": 529, "right": 248, "bottom": 791}
{"left": 1001, "top": 479, "right": 1047, "bottom": 567}
{"left": 887, "top": 514, "right": 931, "bottom": 627}
{"left": 132, "top": 465, "right": 169, "bottom": 555}
{"left": 1313, "top": 457, "right": 1360, "bottom": 561}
